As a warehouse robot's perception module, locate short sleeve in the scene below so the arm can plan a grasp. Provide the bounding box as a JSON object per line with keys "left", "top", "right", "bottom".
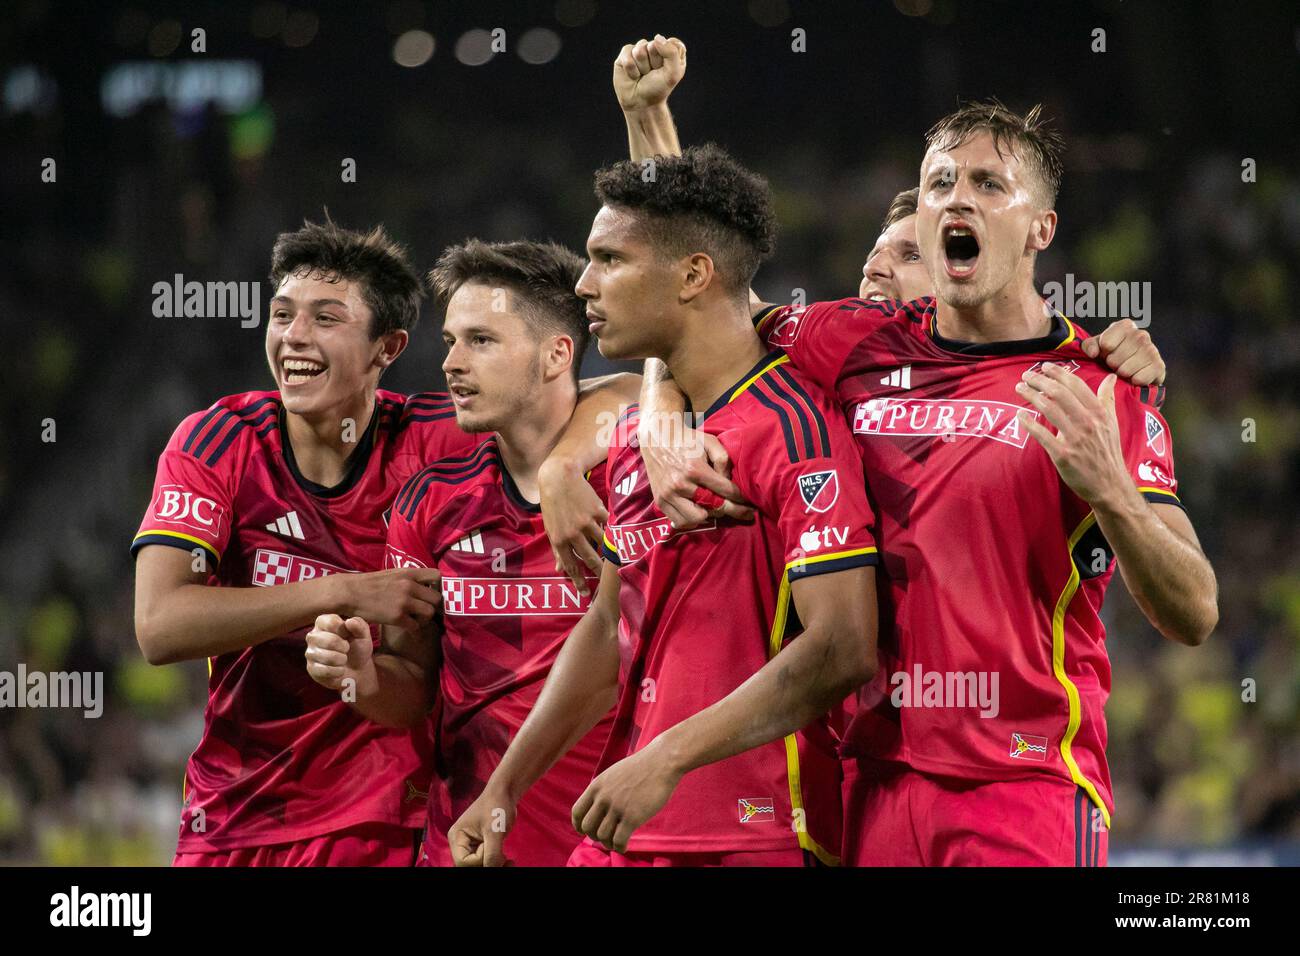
{"left": 131, "top": 412, "right": 236, "bottom": 570}
{"left": 752, "top": 298, "right": 889, "bottom": 394}
{"left": 1116, "top": 385, "right": 1182, "bottom": 511}
{"left": 385, "top": 474, "right": 439, "bottom": 570}
{"left": 726, "top": 372, "right": 879, "bottom": 583}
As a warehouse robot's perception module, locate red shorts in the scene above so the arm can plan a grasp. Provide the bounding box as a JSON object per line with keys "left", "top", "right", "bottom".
{"left": 173, "top": 822, "right": 423, "bottom": 867}
{"left": 843, "top": 762, "right": 1108, "bottom": 867}
{"left": 566, "top": 836, "right": 815, "bottom": 867}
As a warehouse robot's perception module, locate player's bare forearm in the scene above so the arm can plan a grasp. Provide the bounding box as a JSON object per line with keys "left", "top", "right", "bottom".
{"left": 625, "top": 103, "right": 682, "bottom": 160}
{"left": 638, "top": 358, "right": 686, "bottom": 432}
{"left": 134, "top": 549, "right": 353, "bottom": 664}
{"left": 1092, "top": 494, "right": 1218, "bottom": 646}
{"left": 650, "top": 568, "right": 877, "bottom": 777}
{"left": 481, "top": 563, "right": 621, "bottom": 805}
{"left": 349, "top": 651, "right": 432, "bottom": 728}
{"left": 547, "top": 372, "right": 643, "bottom": 474}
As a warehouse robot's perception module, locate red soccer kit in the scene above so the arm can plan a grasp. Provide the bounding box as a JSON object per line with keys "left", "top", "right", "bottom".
{"left": 132, "top": 389, "right": 480, "bottom": 862}
{"left": 384, "top": 438, "right": 614, "bottom": 866}
{"left": 755, "top": 298, "right": 1183, "bottom": 865}
{"left": 590, "top": 351, "right": 879, "bottom": 866}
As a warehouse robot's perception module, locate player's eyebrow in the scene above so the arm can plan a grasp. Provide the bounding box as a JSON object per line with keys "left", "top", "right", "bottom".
{"left": 270, "top": 295, "right": 352, "bottom": 311}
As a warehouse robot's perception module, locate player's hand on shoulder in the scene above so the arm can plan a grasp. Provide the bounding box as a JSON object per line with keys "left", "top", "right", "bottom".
{"left": 1082, "top": 318, "right": 1165, "bottom": 386}
{"left": 614, "top": 34, "right": 686, "bottom": 112}
{"left": 638, "top": 416, "right": 754, "bottom": 530}
{"left": 342, "top": 566, "right": 442, "bottom": 632}
{"left": 448, "top": 790, "right": 515, "bottom": 867}
{"left": 539, "top": 459, "right": 607, "bottom": 597}
{"left": 305, "top": 614, "right": 374, "bottom": 691}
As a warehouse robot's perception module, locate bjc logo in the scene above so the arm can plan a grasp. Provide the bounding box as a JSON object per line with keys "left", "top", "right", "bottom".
{"left": 154, "top": 485, "right": 223, "bottom": 532}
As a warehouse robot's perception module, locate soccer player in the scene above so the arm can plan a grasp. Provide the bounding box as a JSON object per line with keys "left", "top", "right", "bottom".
{"left": 450, "top": 145, "right": 880, "bottom": 867}
{"left": 132, "top": 221, "right": 638, "bottom": 866}
{"left": 641, "top": 100, "right": 1220, "bottom": 865}
{"left": 538, "top": 34, "right": 1168, "bottom": 545}
{"left": 302, "top": 240, "right": 618, "bottom": 866}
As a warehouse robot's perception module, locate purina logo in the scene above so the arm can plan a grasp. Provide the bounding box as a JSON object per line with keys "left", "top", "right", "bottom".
{"left": 265, "top": 510, "right": 305, "bottom": 540}
{"left": 880, "top": 365, "right": 912, "bottom": 389}
{"left": 441, "top": 575, "right": 594, "bottom": 616}
{"left": 251, "top": 548, "right": 349, "bottom": 586}
{"left": 798, "top": 469, "right": 839, "bottom": 513}
{"left": 608, "top": 515, "right": 715, "bottom": 564}
{"left": 854, "top": 397, "right": 1039, "bottom": 449}
{"left": 450, "top": 530, "right": 485, "bottom": 554}
{"left": 614, "top": 469, "right": 639, "bottom": 496}
{"left": 1144, "top": 411, "right": 1167, "bottom": 455}
{"left": 1009, "top": 732, "right": 1049, "bottom": 761}
{"left": 738, "top": 797, "right": 775, "bottom": 823}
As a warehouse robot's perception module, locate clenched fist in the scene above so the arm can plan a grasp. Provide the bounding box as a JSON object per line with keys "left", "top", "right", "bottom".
{"left": 614, "top": 34, "right": 686, "bottom": 111}
{"left": 305, "top": 613, "right": 376, "bottom": 696}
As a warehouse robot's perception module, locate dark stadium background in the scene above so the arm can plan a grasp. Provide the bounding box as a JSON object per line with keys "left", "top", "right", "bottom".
{"left": 0, "top": 0, "right": 1296, "bottom": 865}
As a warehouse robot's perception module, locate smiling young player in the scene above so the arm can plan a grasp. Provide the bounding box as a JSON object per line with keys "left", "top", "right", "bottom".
{"left": 134, "top": 221, "right": 637, "bottom": 866}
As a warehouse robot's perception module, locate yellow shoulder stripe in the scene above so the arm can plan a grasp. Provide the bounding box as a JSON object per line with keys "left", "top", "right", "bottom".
{"left": 134, "top": 529, "right": 222, "bottom": 562}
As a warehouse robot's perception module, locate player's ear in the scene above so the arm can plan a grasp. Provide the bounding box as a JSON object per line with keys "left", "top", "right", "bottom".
{"left": 679, "top": 252, "right": 716, "bottom": 304}
{"left": 375, "top": 329, "right": 409, "bottom": 369}
{"left": 541, "top": 334, "right": 575, "bottom": 384}
{"left": 1027, "top": 208, "right": 1057, "bottom": 253}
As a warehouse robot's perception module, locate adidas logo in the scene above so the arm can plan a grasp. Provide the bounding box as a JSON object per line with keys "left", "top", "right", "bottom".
{"left": 450, "top": 530, "right": 485, "bottom": 554}
{"left": 880, "top": 365, "right": 912, "bottom": 389}
{"left": 614, "top": 470, "right": 639, "bottom": 496}
{"left": 265, "top": 510, "right": 305, "bottom": 540}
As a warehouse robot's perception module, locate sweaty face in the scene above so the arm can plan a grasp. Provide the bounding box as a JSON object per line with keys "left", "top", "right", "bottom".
{"left": 859, "top": 214, "right": 930, "bottom": 302}
{"left": 265, "top": 272, "right": 385, "bottom": 420}
{"left": 441, "top": 283, "right": 548, "bottom": 434}
{"left": 575, "top": 205, "right": 679, "bottom": 362}
{"left": 916, "top": 131, "right": 1051, "bottom": 309}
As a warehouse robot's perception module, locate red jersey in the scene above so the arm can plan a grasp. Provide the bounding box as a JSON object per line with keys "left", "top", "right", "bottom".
{"left": 756, "top": 298, "right": 1183, "bottom": 825}
{"left": 132, "top": 389, "right": 480, "bottom": 851}
{"left": 385, "top": 439, "right": 614, "bottom": 866}
{"left": 598, "top": 352, "right": 879, "bottom": 863}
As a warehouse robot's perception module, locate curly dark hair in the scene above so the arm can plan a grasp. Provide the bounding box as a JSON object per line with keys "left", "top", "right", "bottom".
{"left": 428, "top": 239, "right": 589, "bottom": 382}
{"left": 924, "top": 99, "right": 1065, "bottom": 208}
{"left": 592, "top": 143, "right": 777, "bottom": 297}
{"left": 269, "top": 218, "right": 423, "bottom": 338}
